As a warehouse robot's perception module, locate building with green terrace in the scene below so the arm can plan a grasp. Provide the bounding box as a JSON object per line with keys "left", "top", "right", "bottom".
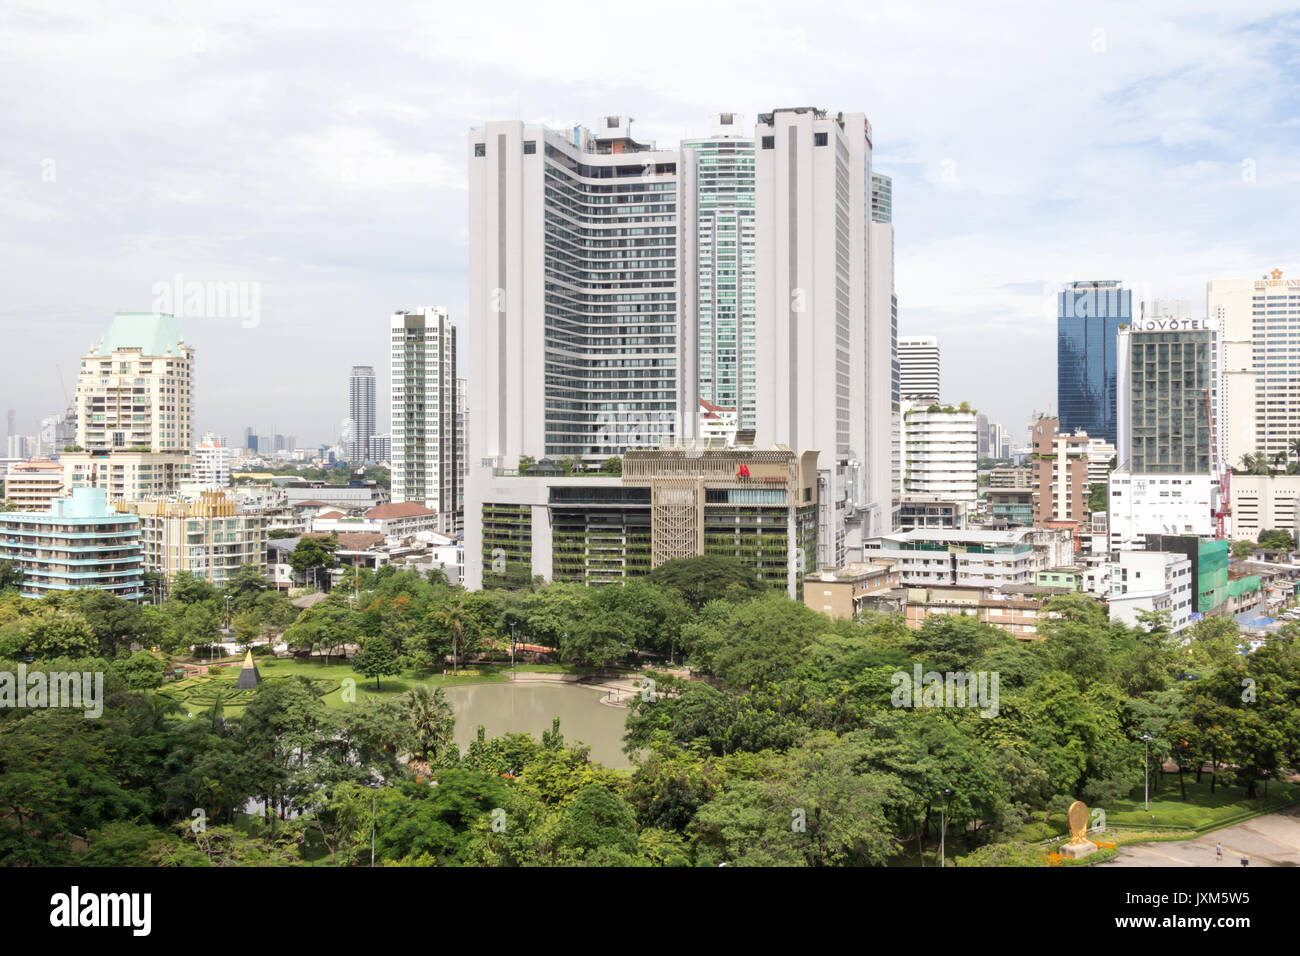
{"left": 477, "top": 444, "right": 820, "bottom": 596}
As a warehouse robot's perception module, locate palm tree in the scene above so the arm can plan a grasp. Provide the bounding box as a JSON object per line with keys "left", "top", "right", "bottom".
{"left": 1274, "top": 451, "right": 1289, "bottom": 475}
{"left": 1238, "top": 453, "right": 1271, "bottom": 476}
{"left": 433, "top": 599, "right": 467, "bottom": 675}
{"left": 403, "top": 684, "right": 454, "bottom": 765}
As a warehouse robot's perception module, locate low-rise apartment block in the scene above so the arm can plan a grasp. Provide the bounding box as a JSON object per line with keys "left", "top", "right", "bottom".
{"left": 0, "top": 487, "right": 144, "bottom": 600}
{"left": 803, "top": 561, "right": 900, "bottom": 619}
{"left": 1108, "top": 550, "right": 1193, "bottom": 633}
{"left": 120, "top": 490, "right": 266, "bottom": 586}
{"left": 862, "top": 527, "right": 1073, "bottom": 589}
{"left": 2, "top": 459, "right": 65, "bottom": 511}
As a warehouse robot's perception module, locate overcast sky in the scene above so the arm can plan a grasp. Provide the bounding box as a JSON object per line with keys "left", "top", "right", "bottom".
{"left": 2, "top": 1, "right": 1297, "bottom": 450}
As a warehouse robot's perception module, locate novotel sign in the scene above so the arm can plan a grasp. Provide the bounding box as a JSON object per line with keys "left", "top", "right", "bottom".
{"left": 1130, "top": 318, "right": 1210, "bottom": 332}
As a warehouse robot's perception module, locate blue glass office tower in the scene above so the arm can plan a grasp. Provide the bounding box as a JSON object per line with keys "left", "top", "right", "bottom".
{"left": 1057, "top": 280, "right": 1131, "bottom": 445}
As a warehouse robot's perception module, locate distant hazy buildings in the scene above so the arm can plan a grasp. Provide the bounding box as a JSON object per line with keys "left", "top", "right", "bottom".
{"left": 1057, "top": 280, "right": 1131, "bottom": 446}
{"left": 390, "top": 308, "right": 461, "bottom": 535}
{"left": 978, "top": 415, "right": 1014, "bottom": 461}
{"left": 347, "top": 365, "right": 376, "bottom": 464}
{"left": 62, "top": 313, "right": 194, "bottom": 500}
{"left": 6, "top": 435, "right": 35, "bottom": 460}
{"left": 898, "top": 335, "right": 940, "bottom": 405}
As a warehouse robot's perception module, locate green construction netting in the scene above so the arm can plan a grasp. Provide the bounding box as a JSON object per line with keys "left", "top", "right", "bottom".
{"left": 1228, "top": 575, "right": 1261, "bottom": 597}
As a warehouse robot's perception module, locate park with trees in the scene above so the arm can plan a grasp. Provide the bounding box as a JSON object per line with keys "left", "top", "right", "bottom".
{"left": 0, "top": 554, "right": 1297, "bottom": 867}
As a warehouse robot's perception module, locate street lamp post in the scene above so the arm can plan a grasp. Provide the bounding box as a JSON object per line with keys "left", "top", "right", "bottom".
{"left": 509, "top": 621, "right": 516, "bottom": 680}
{"left": 1142, "top": 733, "right": 1153, "bottom": 811}
{"left": 940, "top": 787, "right": 953, "bottom": 868}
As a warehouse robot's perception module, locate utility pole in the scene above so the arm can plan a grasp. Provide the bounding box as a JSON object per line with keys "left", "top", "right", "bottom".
{"left": 1142, "top": 733, "right": 1153, "bottom": 811}
{"left": 940, "top": 787, "right": 953, "bottom": 868}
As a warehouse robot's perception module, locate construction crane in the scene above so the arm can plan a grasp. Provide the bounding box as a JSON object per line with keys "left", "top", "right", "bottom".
{"left": 56, "top": 363, "right": 76, "bottom": 419}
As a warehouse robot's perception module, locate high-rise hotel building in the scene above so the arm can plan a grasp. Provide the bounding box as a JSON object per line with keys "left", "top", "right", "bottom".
{"left": 753, "top": 107, "right": 887, "bottom": 565}
{"left": 1208, "top": 270, "right": 1300, "bottom": 465}
{"left": 685, "top": 113, "right": 756, "bottom": 430}
{"left": 390, "top": 307, "right": 461, "bottom": 535}
{"left": 465, "top": 116, "right": 697, "bottom": 588}
{"left": 1108, "top": 316, "right": 1216, "bottom": 551}
{"left": 62, "top": 312, "right": 194, "bottom": 501}
{"left": 464, "top": 108, "right": 893, "bottom": 586}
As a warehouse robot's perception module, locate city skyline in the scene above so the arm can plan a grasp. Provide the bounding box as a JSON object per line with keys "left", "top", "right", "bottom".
{"left": 3, "top": 2, "right": 1298, "bottom": 445}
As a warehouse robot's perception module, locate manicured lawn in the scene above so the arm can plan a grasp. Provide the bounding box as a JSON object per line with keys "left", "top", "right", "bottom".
{"left": 1105, "top": 775, "right": 1297, "bottom": 831}
{"left": 891, "top": 774, "right": 1299, "bottom": 866}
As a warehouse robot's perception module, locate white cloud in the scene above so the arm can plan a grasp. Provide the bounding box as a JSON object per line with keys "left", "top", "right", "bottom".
{"left": 1, "top": 0, "right": 1298, "bottom": 442}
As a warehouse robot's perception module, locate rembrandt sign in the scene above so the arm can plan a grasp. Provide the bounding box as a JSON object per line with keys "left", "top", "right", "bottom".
{"left": 1255, "top": 268, "right": 1299, "bottom": 290}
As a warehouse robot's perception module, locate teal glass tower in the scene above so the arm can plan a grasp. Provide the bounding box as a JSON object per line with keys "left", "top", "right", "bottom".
{"left": 1057, "top": 280, "right": 1131, "bottom": 444}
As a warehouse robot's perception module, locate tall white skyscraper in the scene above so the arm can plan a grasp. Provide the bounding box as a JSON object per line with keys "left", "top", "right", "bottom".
{"left": 898, "top": 335, "right": 940, "bottom": 404}
{"left": 390, "top": 308, "right": 460, "bottom": 534}
{"left": 456, "top": 376, "right": 467, "bottom": 519}
{"left": 685, "top": 113, "right": 757, "bottom": 429}
{"left": 870, "top": 173, "right": 899, "bottom": 533}
{"left": 1208, "top": 271, "right": 1300, "bottom": 467}
{"left": 464, "top": 116, "right": 697, "bottom": 587}
{"left": 62, "top": 312, "right": 194, "bottom": 500}
{"left": 347, "top": 365, "right": 376, "bottom": 464}
{"left": 753, "top": 107, "right": 877, "bottom": 567}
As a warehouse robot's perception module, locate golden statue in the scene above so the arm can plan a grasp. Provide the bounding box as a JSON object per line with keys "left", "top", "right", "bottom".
{"left": 1067, "top": 800, "right": 1090, "bottom": 845}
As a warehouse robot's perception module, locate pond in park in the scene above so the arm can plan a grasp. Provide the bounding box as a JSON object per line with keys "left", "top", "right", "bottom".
{"left": 442, "top": 681, "right": 631, "bottom": 769}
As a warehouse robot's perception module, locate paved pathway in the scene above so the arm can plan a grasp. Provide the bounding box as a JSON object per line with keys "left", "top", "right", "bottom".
{"left": 1101, "top": 805, "right": 1300, "bottom": 867}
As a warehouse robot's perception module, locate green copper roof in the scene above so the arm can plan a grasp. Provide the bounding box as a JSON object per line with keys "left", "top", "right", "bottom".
{"left": 96, "top": 312, "right": 185, "bottom": 357}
